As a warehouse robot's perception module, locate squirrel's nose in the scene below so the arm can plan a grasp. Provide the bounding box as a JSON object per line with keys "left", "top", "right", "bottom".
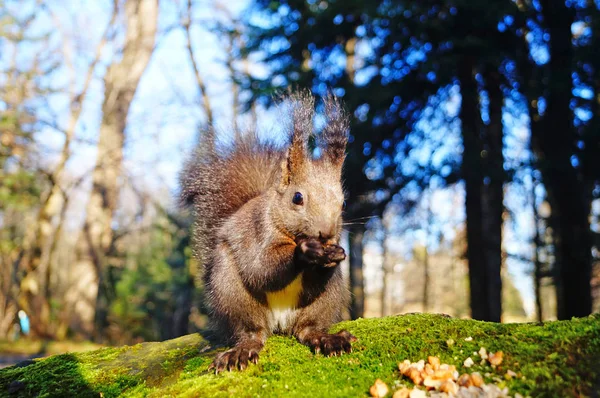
{"left": 318, "top": 230, "right": 334, "bottom": 242}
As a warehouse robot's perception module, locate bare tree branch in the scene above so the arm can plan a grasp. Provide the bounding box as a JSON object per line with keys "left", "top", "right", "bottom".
{"left": 183, "top": 0, "right": 214, "bottom": 126}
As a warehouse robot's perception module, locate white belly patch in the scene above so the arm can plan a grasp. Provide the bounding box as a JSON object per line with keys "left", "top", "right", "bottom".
{"left": 266, "top": 273, "right": 303, "bottom": 331}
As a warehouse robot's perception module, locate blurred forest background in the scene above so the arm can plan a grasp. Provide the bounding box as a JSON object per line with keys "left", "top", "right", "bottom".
{"left": 1, "top": 0, "right": 600, "bottom": 348}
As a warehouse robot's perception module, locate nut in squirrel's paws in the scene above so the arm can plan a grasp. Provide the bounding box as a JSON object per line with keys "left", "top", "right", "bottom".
{"left": 209, "top": 345, "right": 260, "bottom": 373}
{"left": 307, "top": 330, "right": 357, "bottom": 356}
{"left": 296, "top": 238, "right": 345, "bottom": 266}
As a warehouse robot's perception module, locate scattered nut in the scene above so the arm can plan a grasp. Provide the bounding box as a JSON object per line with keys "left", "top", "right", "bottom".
{"left": 439, "top": 380, "right": 459, "bottom": 394}
{"left": 392, "top": 388, "right": 410, "bottom": 398}
{"left": 398, "top": 360, "right": 411, "bottom": 375}
{"left": 465, "top": 336, "right": 473, "bottom": 342}
{"left": 457, "top": 373, "right": 473, "bottom": 387}
{"left": 423, "top": 363, "right": 435, "bottom": 376}
{"left": 432, "top": 369, "right": 454, "bottom": 381}
{"left": 370, "top": 379, "right": 389, "bottom": 398}
{"left": 406, "top": 368, "right": 423, "bottom": 385}
{"left": 478, "top": 347, "right": 488, "bottom": 360}
{"left": 463, "top": 357, "right": 474, "bottom": 368}
{"left": 414, "top": 360, "right": 425, "bottom": 371}
{"left": 396, "top": 352, "right": 511, "bottom": 396}
{"left": 428, "top": 356, "right": 440, "bottom": 370}
{"left": 489, "top": 351, "right": 504, "bottom": 366}
{"left": 470, "top": 372, "right": 484, "bottom": 387}
{"left": 423, "top": 376, "right": 443, "bottom": 390}
{"left": 409, "top": 389, "right": 426, "bottom": 398}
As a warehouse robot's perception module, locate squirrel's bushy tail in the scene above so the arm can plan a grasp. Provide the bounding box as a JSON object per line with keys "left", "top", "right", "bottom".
{"left": 180, "top": 129, "right": 282, "bottom": 266}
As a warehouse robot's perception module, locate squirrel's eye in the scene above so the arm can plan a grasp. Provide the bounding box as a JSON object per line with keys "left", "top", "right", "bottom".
{"left": 342, "top": 200, "right": 347, "bottom": 211}
{"left": 292, "top": 192, "right": 304, "bottom": 206}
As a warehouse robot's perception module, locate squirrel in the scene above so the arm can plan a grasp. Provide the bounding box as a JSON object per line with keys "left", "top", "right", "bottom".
{"left": 180, "top": 92, "right": 355, "bottom": 372}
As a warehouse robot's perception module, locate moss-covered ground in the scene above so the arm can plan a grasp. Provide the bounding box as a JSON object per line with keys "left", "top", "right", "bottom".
{"left": 1, "top": 314, "right": 599, "bottom": 397}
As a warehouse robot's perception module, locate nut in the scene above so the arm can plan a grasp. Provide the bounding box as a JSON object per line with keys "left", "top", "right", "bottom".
{"left": 423, "top": 363, "right": 435, "bottom": 376}
{"left": 407, "top": 368, "right": 423, "bottom": 385}
{"left": 398, "top": 360, "right": 411, "bottom": 375}
{"left": 488, "top": 351, "right": 504, "bottom": 366}
{"left": 423, "top": 376, "right": 443, "bottom": 390}
{"left": 428, "top": 356, "right": 441, "bottom": 370}
{"left": 471, "top": 372, "right": 484, "bottom": 387}
{"left": 457, "top": 373, "right": 473, "bottom": 387}
{"left": 409, "top": 389, "right": 426, "bottom": 398}
{"left": 478, "top": 347, "right": 488, "bottom": 360}
{"left": 432, "top": 369, "right": 454, "bottom": 381}
{"left": 439, "top": 380, "right": 459, "bottom": 394}
{"left": 370, "top": 379, "right": 389, "bottom": 398}
{"left": 392, "top": 388, "right": 410, "bottom": 398}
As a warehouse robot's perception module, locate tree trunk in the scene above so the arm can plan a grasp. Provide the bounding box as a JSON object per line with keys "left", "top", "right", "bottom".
{"left": 458, "top": 55, "right": 488, "bottom": 321}
{"left": 531, "top": 175, "right": 544, "bottom": 323}
{"left": 348, "top": 224, "right": 365, "bottom": 319}
{"left": 537, "top": 0, "right": 592, "bottom": 319}
{"left": 480, "top": 66, "right": 504, "bottom": 322}
{"left": 422, "top": 246, "right": 430, "bottom": 313}
{"left": 69, "top": 0, "right": 159, "bottom": 338}
{"left": 422, "top": 193, "right": 432, "bottom": 313}
{"left": 380, "top": 232, "right": 389, "bottom": 317}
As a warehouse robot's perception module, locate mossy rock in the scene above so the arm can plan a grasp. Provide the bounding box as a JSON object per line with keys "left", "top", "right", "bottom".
{"left": 1, "top": 314, "right": 599, "bottom": 397}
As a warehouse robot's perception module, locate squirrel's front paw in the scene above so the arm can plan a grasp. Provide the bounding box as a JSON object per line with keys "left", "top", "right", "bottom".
{"left": 323, "top": 244, "right": 346, "bottom": 267}
{"left": 296, "top": 238, "right": 346, "bottom": 267}
{"left": 296, "top": 238, "right": 327, "bottom": 265}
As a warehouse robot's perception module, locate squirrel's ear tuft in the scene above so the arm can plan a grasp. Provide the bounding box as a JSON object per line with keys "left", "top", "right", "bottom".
{"left": 280, "top": 92, "right": 314, "bottom": 187}
{"left": 321, "top": 94, "right": 349, "bottom": 167}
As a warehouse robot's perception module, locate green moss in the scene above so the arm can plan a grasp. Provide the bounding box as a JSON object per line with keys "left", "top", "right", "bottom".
{"left": 1, "top": 314, "right": 599, "bottom": 397}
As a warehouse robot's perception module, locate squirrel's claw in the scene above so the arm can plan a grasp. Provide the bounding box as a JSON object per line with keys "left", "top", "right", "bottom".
{"left": 306, "top": 330, "right": 356, "bottom": 357}
{"left": 210, "top": 345, "right": 260, "bottom": 374}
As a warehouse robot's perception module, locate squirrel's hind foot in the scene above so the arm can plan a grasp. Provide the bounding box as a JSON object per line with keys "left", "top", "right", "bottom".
{"left": 209, "top": 340, "right": 262, "bottom": 374}
{"left": 302, "top": 330, "right": 357, "bottom": 357}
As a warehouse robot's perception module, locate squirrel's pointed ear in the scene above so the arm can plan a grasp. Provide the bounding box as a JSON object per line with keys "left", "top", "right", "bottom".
{"left": 279, "top": 93, "right": 313, "bottom": 188}
{"left": 321, "top": 95, "right": 349, "bottom": 168}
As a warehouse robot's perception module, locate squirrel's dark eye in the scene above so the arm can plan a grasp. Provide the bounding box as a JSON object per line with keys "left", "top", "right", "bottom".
{"left": 342, "top": 200, "right": 347, "bottom": 211}
{"left": 292, "top": 192, "right": 304, "bottom": 205}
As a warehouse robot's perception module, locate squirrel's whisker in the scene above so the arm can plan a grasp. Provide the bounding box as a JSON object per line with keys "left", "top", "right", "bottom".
{"left": 343, "top": 216, "right": 377, "bottom": 222}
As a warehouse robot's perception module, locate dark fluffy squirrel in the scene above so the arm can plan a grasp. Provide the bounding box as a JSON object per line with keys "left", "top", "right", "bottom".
{"left": 180, "top": 93, "right": 355, "bottom": 372}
